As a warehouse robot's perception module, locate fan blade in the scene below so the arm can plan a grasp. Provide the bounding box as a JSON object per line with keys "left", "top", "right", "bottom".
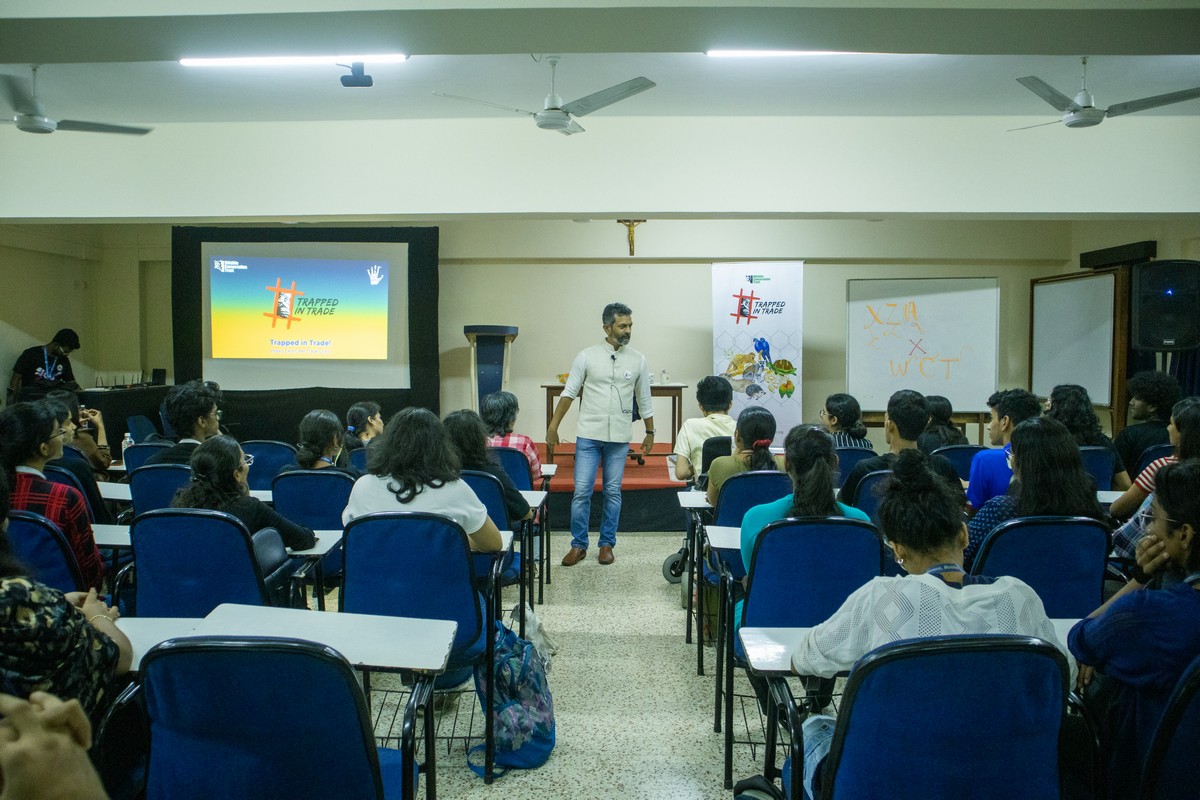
{"left": 0, "top": 74, "right": 41, "bottom": 116}
{"left": 1107, "top": 86, "right": 1200, "bottom": 118}
{"left": 1006, "top": 119, "right": 1063, "bottom": 132}
{"left": 562, "top": 77, "right": 655, "bottom": 117}
{"left": 558, "top": 118, "right": 585, "bottom": 136}
{"left": 432, "top": 92, "right": 536, "bottom": 116}
{"left": 56, "top": 120, "right": 152, "bottom": 135}
{"left": 1016, "top": 76, "right": 1080, "bottom": 112}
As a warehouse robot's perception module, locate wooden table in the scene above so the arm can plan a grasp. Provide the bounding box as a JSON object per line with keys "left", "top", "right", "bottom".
{"left": 540, "top": 382, "right": 688, "bottom": 462}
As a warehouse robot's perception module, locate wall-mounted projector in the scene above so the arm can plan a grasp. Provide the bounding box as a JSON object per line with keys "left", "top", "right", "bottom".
{"left": 340, "top": 62, "right": 373, "bottom": 88}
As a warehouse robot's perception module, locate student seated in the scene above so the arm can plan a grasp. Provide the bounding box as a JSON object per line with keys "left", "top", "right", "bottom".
{"left": 41, "top": 400, "right": 115, "bottom": 526}
{"left": 790, "top": 449, "right": 1067, "bottom": 800}
{"left": 1109, "top": 397, "right": 1200, "bottom": 520}
{"left": 1045, "top": 383, "right": 1131, "bottom": 491}
{"left": 965, "top": 416, "right": 1104, "bottom": 569}
{"left": 1070, "top": 460, "right": 1200, "bottom": 800}
{"left": 145, "top": 380, "right": 222, "bottom": 466}
{"left": 342, "top": 408, "right": 503, "bottom": 553}
{"left": 837, "top": 390, "right": 962, "bottom": 509}
{"left": 967, "top": 388, "right": 1042, "bottom": 511}
{"left": 0, "top": 403, "right": 105, "bottom": 590}
{"left": 1113, "top": 370, "right": 1181, "bottom": 477}
{"left": 277, "top": 409, "right": 361, "bottom": 479}
{"left": 44, "top": 390, "right": 111, "bottom": 474}
{"left": 481, "top": 390, "right": 543, "bottom": 483}
{"left": 706, "top": 406, "right": 785, "bottom": 506}
{"left": 671, "top": 376, "right": 736, "bottom": 483}
{"left": 343, "top": 401, "right": 383, "bottom": 453}
{"left": 171, "top": 435, "right": 316, "bottom": 551}
{"left": 444, "top": 409, "right": 531, "bottom": 523}
{"left": 916, "top": 394, "right": 968, "bottom": 455}
{"left": 820, "top": 392, "right": 875, "bottom": 451}
{"left": 0, "top": 469, "right": 132, "bottom": 723}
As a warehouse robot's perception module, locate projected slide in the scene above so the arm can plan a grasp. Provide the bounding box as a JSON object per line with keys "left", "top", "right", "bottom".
{"left": 209, "top": 255, "right": 389, "bottom": 359}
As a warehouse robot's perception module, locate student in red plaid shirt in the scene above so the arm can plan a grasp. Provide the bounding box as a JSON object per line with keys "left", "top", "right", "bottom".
{"left": 0, "top": 403, "right": 105, "bottom": 590}
{"left": 481, "top": 390, "right": 543, "bottom": 482}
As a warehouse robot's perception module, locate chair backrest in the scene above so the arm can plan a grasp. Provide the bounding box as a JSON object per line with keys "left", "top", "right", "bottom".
{"left": 141, "top": 637, "right": 388, "bottom": 800}
{"left": 822, "top": 635, "right": 1068, "bottom": 800}
{"left": 348, "top": 446, "right": 368, "bottom": 472}
{"left": 1139, "top": 652, "right": 1200, "bottom": 800}
{"left": 341, "top": 512, "right": 482, "bottom": 660}
{"left": 130, "top": 508, "right": 270, "bottom": 617}
{"left": 930, "top": 444, "right": 986, "bottom": 482}
{"left": 130, "top": 464, "right": 193, "bottom": 515}
{"left": 713, "top": 470, "right": 794, "bottom": 527}
{"left": 743, "top": 518, "right": 883, "bottom": 629}
{"left": 489, "top": 447, "right": 534, "bottom": 492}
{"left": 851, "top": 469, "right": 893, "bottom": 525}
{"left": 5, "top": 510, "right": 85, "bottom": 592}
{"left": 123, "top": 441, "right": 174, "bottom": 473}
{"left": 271, "top": 469, "right": 357, "bottom": 531}
{"left": 834, "top": 447, "right": 880, "bottom": 488}
{"left": 43, "top": 465, "right": 95, "bottom": 523}
{"left": 700, "top": 436, "right": 734, "bottom": 476}
{"left": 1135, "top": 443, "right": 1175, "bottom": 480}
{"left": 125, "top": 414, "right": 160, "bottom": 443}
{"left": 461, "top": 469, "right": 511, "bottom": 527}
{"left": 241, "top": 440, "right": 299, "bottom": 491}
{"left": 969, "top": 515, "right": 1110, "bottom": 618}
{"left": 1078, "top": 445, "right": 1115, "bottom": 491}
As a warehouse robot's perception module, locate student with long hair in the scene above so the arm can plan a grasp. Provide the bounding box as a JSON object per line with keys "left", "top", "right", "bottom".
{"left": 171, "top": 435, "right": 315, "bottom": 551}
{"left": 0, "top": 468, "right": 131, "bottom": 722}
{"left": 1045, "top": 383, "right": 1132, "bottom": 491}
{"left": 444, "top": 409, "right": 531, "bottom": 523}
{"left": 916, "top": 394, "right": 968, "bottom": 455}
{"left": 342, "top": 408, "right": 503, "bottom": 552}
{"left": 706, "top": 406, "right": 784, "bottom": 506}
{"left": 343, "top": 401, "right": 383, "bottom": 452}
{"left": 0, "top": 403, "right": 104, "bottom": 590}
{"left": 819, "top": 393, "right": 874, "bottom": 451}
{"left": 480, "top": 390, "right": 543, "bottom": 483}
{"left": 1109, "top": 397, "right": 1200, "bottom": 520}
{"left": 1070, "top": 460, "right": 1200, "bottom": 799}
{"left": 278, "top": 409, "right": 361, "bottom": 478}
{"left": 966, "top": 416, "right": 1104, "bottom": 568}
{"left": 789, "top": 449, "right": 1065, "bottom": 800}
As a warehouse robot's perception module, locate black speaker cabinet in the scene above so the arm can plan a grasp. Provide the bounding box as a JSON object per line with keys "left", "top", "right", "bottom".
{"left": 1132, "top": 259, "right": 1200, "bottom": 351}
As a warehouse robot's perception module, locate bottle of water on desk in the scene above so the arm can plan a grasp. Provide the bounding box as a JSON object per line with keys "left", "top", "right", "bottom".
{"left": 121, "top": 432, "right": 135, "bottom": 463}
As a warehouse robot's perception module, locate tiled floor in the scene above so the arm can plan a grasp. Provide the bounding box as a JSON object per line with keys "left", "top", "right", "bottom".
{"left": 371, "top": 531, "right": 773, "bottom": 799}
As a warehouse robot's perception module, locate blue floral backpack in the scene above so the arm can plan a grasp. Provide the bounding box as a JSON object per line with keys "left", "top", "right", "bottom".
{"left": 469, "top": 620, "right": 556, "bottom": 776}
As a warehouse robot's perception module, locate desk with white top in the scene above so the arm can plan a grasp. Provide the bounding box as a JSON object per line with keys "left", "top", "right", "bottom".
{"left": 93, "top": 524, "right": 342, "bottom": 557}
{"left": 676, "top": 491, "right": 713, "bottom": 658}
{"left": 520, "top": 490, "right": 551, "bottom": 607}
{"left": 98, "top": 482, "right": 271, "bottom": 504}
{"left": 540, "top": 463, "right": 557, "bottom": 478}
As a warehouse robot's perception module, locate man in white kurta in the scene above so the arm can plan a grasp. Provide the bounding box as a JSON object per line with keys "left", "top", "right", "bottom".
{"left": 546, "top": 303, "right": 654, "bottom": 566}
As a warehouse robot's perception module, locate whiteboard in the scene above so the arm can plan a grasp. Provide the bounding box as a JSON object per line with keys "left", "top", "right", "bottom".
{"left": 846, "top": 278, "right": 999, "bottom": 412}
{"left": 1031, "top": 273, "right": 1114, "bottom": 405}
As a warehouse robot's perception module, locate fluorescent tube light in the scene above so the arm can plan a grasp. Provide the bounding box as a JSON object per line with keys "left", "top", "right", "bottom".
{"left": 705, "top": 50, "right": 871, "bottom": 58}
{"left": 180, "top": 54, "right": 408, "bottom": 67}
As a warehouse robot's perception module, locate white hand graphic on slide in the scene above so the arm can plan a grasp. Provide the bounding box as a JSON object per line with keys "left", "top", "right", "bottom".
{"left": 367, "top": 265, "right": 384, "bottom": 286}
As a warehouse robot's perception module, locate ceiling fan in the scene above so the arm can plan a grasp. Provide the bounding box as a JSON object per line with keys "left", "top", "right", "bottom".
{"left": 1, "top": 65, "right": 152, "bottom": 136}
{"left": 434, "top": 55, "right": 655, "bottom": 135}
{"left": 1014, "top": 56, "right": 1200, "bottom": 130}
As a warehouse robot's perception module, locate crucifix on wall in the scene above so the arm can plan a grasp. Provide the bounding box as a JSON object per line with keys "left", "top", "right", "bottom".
{"left": 616, "top": 219, "right": 646, "bottom": 256}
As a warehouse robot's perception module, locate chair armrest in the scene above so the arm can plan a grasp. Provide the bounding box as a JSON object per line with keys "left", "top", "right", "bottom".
{"left": 287, "top": 559, "right": 317, "bottom": 609}
{"left": 768, "top": 676, "right": 810, "bottom": 799}
{"left": 112, "top": 562, "right": 136, "bottom": 616}
{"left": 1067, "top": 689, "right": 1109, "bottom": 797}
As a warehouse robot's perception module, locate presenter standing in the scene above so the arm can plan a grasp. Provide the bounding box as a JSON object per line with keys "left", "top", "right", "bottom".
{"left": 547, "top": 302, "right": 654, "bottom": 566}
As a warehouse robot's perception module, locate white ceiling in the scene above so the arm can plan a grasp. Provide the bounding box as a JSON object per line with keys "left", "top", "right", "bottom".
{"left": 1, "top": 3, "right": 1199, "bottom": 131}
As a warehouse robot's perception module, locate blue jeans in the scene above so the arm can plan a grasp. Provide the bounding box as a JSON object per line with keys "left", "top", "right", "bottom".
{"left": 570, "top": 437, "right": 628, "bottom": 550}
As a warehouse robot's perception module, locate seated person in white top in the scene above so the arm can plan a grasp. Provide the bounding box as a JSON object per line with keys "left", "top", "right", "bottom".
{"left": 144, "top": 381, "right": 221, "bottom": 466}
{"left": 672, "top": 375, "right": 736, "bottom": 483}
{"left": 789, "top": 449, "right": 1068, "bottom": 800}
{"left": 342, "top": 407, "right": 503, "bottom": 552}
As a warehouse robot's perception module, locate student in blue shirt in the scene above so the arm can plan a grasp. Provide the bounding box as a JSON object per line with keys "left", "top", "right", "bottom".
{"left": 967, "top": 388, "right": 1042, "bottom": 511}
{"left": 1069, "top": 459, "right": 1200, "bottom": 800}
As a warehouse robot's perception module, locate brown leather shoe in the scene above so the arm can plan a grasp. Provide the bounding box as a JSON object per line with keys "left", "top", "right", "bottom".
{"left": 598, "top": 545, "right": 615, "bottom": 565}
{"left": 561, "top": 547, "right": 587, "bottom": 567}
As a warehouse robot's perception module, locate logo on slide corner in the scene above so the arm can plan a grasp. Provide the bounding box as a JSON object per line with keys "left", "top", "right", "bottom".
{"left": 367, "top": 264, "right": 384, "bottom": 286}
{"left": 213, "top": 259, "right": 248, "bottom": 273}
{"left": 264, "top": 278, "right": 304, "bottom": 329}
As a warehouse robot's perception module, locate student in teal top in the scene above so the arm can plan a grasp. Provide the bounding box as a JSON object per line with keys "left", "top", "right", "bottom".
{"left": 736, "top": 424, "right": 871, "bottom": 625}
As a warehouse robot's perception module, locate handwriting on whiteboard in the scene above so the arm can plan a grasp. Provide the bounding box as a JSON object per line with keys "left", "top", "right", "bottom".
{"left": 862, "top": 300, "right": 966, "bottom": 381}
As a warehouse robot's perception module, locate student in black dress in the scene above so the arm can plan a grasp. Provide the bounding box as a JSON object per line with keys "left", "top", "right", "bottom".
{"left": 278, "top": 409, "right": 361, "bottom": 479}
{"left": 443, "top": 409, "right": 531, "bottom": 524}
{"left": 916, "top": 394, "right": 968, "bottom": 455}
{"left": 343, "top": 401, "right": 383, "bottom": 453}
{"left": 819, "top": 392, "right": 875, "bottom": 451}
{"left": 171, "top": 435, "right": 315, "bottom": 551}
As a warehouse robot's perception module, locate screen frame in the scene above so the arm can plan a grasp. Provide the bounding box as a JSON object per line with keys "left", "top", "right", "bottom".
{"left": 172, "top": 225, "right": 440, "bottom": 413}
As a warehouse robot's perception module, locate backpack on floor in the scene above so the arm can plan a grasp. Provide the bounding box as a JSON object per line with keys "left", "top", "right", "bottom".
{"left": 469, "top": 620, "right": 555, "bottom": 776}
